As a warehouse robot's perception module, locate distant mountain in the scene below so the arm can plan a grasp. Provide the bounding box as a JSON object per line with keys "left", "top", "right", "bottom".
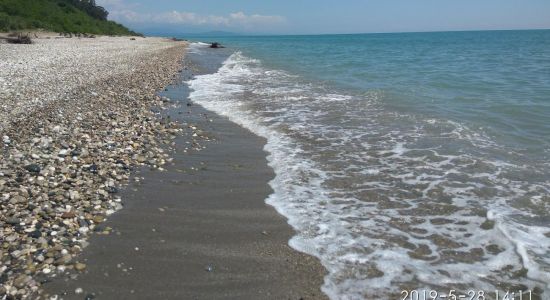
{"left": 0, "top": 0, "right": 139, "bottom": 35}
{"left": 188, "top": 31, "right": 241, "bottom": 37}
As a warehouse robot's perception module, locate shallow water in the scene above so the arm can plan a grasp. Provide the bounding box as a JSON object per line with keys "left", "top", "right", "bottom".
{"left": 186, "top": 31, "right": 550, "bottom": 299}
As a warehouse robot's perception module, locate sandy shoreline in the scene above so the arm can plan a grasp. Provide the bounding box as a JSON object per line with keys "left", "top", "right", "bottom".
{"left": 0, "top": 36, "right": 188, "bottom": 298}
{"left": 0, "top": 37, "right": 326, "bottom": 299}
{"left": 41, "top": 64, "right": 327, "bottom": 299}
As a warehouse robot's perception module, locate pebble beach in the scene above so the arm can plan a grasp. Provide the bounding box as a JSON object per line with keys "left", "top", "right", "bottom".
{"left": 0, "top": 35, "right": 327, "bottom": 300}
{"left": 0, "top": 35, "right": 188, "bottom": 298}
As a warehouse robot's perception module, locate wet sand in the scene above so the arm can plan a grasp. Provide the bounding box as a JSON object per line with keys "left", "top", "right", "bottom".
{"left": 41, "top": 60, "right": 327, "bottom": 299}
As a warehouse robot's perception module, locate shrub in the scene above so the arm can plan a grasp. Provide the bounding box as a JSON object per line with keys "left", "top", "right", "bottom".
{"left": 0, "top": 0, "right": 139, "bottom": 35}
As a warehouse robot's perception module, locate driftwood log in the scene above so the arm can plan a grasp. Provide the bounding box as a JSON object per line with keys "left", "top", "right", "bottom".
{"left": 0, "top": 33, "right": 33, "bottom": 44}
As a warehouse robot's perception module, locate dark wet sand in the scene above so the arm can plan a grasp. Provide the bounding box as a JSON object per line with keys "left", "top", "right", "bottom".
{"left": 42, "top": 66, "right": 327, "bottom": 299}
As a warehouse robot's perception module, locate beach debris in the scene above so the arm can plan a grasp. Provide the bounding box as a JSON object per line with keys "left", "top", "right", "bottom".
{"left": 209, "top": 42, "right": 224, "bottom": 48}
{"left": 205, "top": 265, "right": 214, "bottom": 272}
{"left": 4, "top": 33, "right": 33, "bottom": 44}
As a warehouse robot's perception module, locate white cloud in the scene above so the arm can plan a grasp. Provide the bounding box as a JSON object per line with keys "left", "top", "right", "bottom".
{"left": 114, "top": 10, "right": 285, "bottom": 28}
{"left": 97, "top": 0, "right": 286, "bottom": 30}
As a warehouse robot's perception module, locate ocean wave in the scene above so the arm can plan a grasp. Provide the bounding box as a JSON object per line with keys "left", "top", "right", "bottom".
{"left": 188, "top": 49, "right": 550, "bottom": 299}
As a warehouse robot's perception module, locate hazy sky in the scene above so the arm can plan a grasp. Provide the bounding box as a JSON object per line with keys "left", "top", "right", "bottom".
{"left": 97, "top": 0, "right": 550, "bottom": 35}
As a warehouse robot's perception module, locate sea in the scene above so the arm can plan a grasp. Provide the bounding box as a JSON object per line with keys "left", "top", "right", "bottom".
{"left": 184, "top": 30, "right": 550, "bottom": 299}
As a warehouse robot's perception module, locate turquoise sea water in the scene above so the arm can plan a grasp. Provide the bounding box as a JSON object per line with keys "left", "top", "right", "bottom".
{"left": 187, "top": 31, "right": 550, "bottom": 299}
{"left": 198, "top": 31, "right": 550, "bottom": 156}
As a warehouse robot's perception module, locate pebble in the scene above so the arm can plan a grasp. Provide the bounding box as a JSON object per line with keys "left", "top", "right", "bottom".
{"left": 61, "top": 211, "right": 77, "bottom": 218}
{"left": 28, "top": 230, "right": 42, "bottom": 238}
{"left": 71, "top": 149, "right": 82, "bottom": 157}
{"left": 93, "top": 215, "right": 105, "bottom": 223}
{"left": 74, "top": 262, "right": 87, "bottom": 272}
{"left": 13, "top": 275, "right": 31, "bottom": 288}
{"left": 55, "top": 254, "right": 73, "bottom": 265}
{"left": 88, "top": 164, "right": 98, "bottom": 174}
{"left": 24, "top": 164, "right": 41, "bottom": 173}
{"left": 105, "top": 186, "right": 119, "bottom": 194}
{"left": 6, "top": 217, "right": 20, "bottom": 225}
{"left": 10, "top": 195, "right": 25, "bottom": 204}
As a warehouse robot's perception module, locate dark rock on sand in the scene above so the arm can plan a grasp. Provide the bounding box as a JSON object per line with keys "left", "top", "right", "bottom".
{"left": 88, "top": 164, "right": 98, "bottom": 173}
{"left": 71, "top": 149, "right": 82, "bottom": 156}
{"left": 209, "top": 42, "right": 224, "bottom": 48}
{"left": 24, "top": 163, "right": 41, "bottom": 173}
{"left": 84, "top": 293, "right": 96, "bottom": 300}
{"left": 5, "top": 217, "right": 21, "bottom": 225}
{"left": 28, "top": 230, "right": 42, "bottom": 238}
{"left": 105, "top": 186, "right": 119, "bottom": 194}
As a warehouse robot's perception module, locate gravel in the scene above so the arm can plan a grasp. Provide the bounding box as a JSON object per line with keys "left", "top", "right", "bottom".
{"left": 0, "top": 35, "right": 187, "bottom": 299}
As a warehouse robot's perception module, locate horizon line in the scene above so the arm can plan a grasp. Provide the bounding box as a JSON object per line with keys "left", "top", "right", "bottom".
{"left": 147, "top": 27, "right": 550, "bottom": 38}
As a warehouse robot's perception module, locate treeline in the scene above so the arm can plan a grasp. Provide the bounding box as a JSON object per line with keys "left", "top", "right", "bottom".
{"left": 0, "top": 0, "right": 139, "bottom": 35}
{"left": 66, "top": 0, "right": 108, "bottom": 21}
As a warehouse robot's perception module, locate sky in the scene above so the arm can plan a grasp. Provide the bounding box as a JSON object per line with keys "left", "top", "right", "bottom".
{"left": 96, "top": 0, "right": 550, "bottom": 35}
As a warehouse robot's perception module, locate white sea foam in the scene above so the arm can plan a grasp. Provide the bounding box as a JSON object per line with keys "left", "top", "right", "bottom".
{"left": 186, "top": 42, "right": 212, "bottom": 54}
{"left": 188, "top": 49, "right": 550, "bottom": 299}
